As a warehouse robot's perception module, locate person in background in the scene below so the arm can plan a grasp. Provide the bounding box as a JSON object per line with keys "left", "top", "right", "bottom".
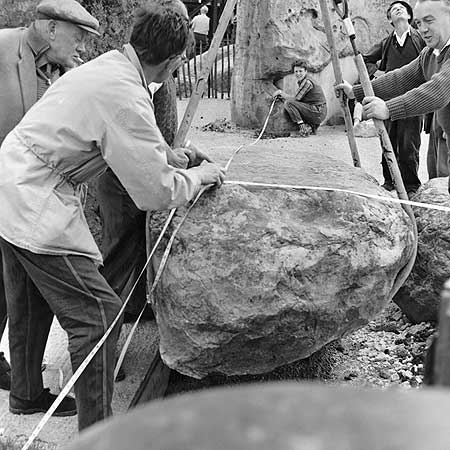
{"left": 363, "top": 1, "right": 425, "bottom": 195}
{"left": 0, "top": 0, "right": 100, "bottom": 392}
{"left": 0, "top": 0, "right": 224, "bottom": 431}
{"left": 191, "top": 5, "right": 210, "bottom": 53}
{"left": 273, "top": 60, "right": 327, "bottom": 137}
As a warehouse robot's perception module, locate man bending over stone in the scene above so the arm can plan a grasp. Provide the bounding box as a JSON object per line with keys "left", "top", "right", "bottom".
{"left": 0, "top": 0, "right": 224, "bottom": 432}
{"left": 273, "top": 60, "right": 327, "bottom": 137}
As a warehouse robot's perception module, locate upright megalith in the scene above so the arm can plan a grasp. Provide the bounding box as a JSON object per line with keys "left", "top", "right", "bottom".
{"left": 152, "top": 148, "right": 415, "bottom": 379}
{"left": 231, "top": 0, "right": 414, "bottom": 133}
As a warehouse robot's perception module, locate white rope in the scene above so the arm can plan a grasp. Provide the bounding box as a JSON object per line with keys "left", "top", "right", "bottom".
{"left": 114, "top": 98, "right": 279, "bottom": 379}
{"left": 21, "top": 209, "right": 177, "bottom": 450}
{"left": 225, "top": 181, "right": 450, "bottom": 213}
{"left": 113, "top": 208, "right": 176, "bottom": 380}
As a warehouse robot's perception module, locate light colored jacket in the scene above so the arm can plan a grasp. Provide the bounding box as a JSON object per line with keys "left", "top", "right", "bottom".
{"left": 0, "top": 45, "right": 202, "bottom": 263}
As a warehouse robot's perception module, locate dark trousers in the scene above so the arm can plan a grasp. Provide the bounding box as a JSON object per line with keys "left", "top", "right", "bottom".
{"left": 382, "top": 117, "right": 422, "bottom": 192}
{"left": 194, "top": 32, "right": 208, "bottom": 53}
{"left": 0, "top": 254, "right": 6, "bottom": 342}
{"left": 0, "top": 237, "right": 122, "bottom": 431}
{"left": 284, "top": 100, "right": 327, "bottom": 127}
{"left": 97, "top": 169, "right": 151, "bottom": 317}
{"left": 427, "top": 119, "right": 449, "bottom": 179}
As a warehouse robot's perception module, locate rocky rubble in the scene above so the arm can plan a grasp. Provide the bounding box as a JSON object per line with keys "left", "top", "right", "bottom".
{"left": 331, "top": 302, "right": 436, "bottom": 390}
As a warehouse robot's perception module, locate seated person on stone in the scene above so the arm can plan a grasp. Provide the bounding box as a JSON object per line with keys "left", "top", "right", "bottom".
{"left": 273, "top": 60, "right": 327, "bottom": 136}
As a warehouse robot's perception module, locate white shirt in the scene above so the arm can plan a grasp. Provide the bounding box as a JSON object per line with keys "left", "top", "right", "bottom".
{"left": 191, "top": 13, "right": 210, "bottom": 35}
{"left": 394, "top": 26, "right": 410, "bottom": 47}
{"left": 0, "top": 45, "right": 202, "bottom": 263}
{"left": 433, "top": 37, "right": 450, "bottom": 56}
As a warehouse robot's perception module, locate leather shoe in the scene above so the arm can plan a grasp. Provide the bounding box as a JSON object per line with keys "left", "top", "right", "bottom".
{"left": 10, "top": 388, "right": 77, "bottom": 417}
{"left": 381, "top": 182, "right": 395, "bottom": 192}
{"left": 0, "top": 352, "right": 11, "bottom": 391}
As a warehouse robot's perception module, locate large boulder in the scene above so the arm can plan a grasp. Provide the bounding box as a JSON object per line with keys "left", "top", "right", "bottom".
{"left": 152, "top": 149, "right": 415, "bottom": 378}
{"left": 68, "top": 382, "right": 450, "bottom": 450}
{"left": 394, "top": 177, "right": 450, "bottom": 323}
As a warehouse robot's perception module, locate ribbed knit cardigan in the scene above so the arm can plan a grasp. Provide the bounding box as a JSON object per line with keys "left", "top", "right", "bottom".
{"left": 354, "top": 46, "right": 450, "bottom": 135}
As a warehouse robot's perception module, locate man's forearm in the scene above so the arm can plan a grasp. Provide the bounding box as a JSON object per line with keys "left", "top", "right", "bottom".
{"left": 386, "top": 59, "right": 450, "bottom": 120}
{"left": 354, "top": 56, "right": 425, "bottom": 102}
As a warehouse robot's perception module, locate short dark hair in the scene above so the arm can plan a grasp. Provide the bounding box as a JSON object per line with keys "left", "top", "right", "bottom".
{"left": 292, "top": 60, "right": 308, "bottom": 71}
{"left": 130, "top": 0, "right": 190, "bottom": 66}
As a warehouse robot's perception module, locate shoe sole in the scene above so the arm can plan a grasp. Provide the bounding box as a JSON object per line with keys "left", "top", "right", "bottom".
{"left": 9, "top": 407, "right": 77, "bottom": 417}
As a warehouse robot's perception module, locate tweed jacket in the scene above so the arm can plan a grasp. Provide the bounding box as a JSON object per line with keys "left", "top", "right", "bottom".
{"left": 0, "top": 26, "right": 46, "bottom": 144}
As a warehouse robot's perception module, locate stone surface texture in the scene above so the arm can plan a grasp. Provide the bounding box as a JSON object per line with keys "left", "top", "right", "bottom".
{"left": 394, "top": 177, "right": 450, "bottom": 323}
{"left": 152, "top": 150, "right": 415, "bottom": 378}
{"left": 231, "top": 0, "right": 417, "bottom": 131}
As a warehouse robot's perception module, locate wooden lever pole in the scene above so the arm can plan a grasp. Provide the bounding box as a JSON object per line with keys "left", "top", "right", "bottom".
{"left": 173, "top": 0, "right": 239, "bottom": 148}
{"left": 332, "top": 0, "right": 417, "bottom": 299}
{"left": 318, "top": 0, "right": 361, "bottom": 168}
{"left": 140, "top": 0, "right": 238, "bottom": 406}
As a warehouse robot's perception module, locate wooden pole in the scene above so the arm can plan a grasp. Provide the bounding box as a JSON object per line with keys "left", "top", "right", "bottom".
{"left": 326, "top": 0, "right": 416, "bottom": 301}
{"left": 318, "top": 0, "right": 361, "bottom": 168}
{"left": 138, "top": 0, "right": 239, "bottom": 407}
{"left": 352, "top": 54, "right": 410, "bottom": 201}
{"left": 173, "top": 0, "right": 239, "bottom": 147}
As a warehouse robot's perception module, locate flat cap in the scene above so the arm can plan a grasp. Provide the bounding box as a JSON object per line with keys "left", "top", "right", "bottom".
{"left": 37, "top": 0, "right": 100, "bottom": 36}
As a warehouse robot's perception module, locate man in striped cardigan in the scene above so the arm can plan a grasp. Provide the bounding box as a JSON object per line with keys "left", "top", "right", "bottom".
{"left": 338, "top": 0, "right": 450, "bottom": 194}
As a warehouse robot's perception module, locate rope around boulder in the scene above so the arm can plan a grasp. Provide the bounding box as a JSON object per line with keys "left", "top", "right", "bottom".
{"left": 20, "top": 98, "right": 434, "bottom": 449}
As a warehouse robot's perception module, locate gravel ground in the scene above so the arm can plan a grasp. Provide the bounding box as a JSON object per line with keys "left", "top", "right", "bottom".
{"left": 329, "top": 303, "right": 435, "bottom": 390}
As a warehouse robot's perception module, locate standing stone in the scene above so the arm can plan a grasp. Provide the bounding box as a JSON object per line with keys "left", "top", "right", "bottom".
{"left": 152, "top": 149, "right": 415, "bottom": 379}
{"left": 231, "top": 0, "right": 417, "bottom": 133}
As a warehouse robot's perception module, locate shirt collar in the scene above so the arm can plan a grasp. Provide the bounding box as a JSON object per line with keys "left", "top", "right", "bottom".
{"left": 394, "top": 26, "right": 410, "bottom": 47}
{"left": 26, "top": 23, "right": 50, "bottom": 61}
{"left": 122, "top": 43, "right": 150, "bottom": 95}
{"left": 433, "top": 37, "right": 450, "bottom": 56}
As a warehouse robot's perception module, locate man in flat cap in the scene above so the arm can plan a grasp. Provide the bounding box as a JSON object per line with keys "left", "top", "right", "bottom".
{"left": 0, "top": 0, "right": 100, "bottom": 392}
{"left": 362, "top": 1, "right": 425, "bottom": 196}
{"left": 0, "top": 0, "right": 224, "bottom": 432}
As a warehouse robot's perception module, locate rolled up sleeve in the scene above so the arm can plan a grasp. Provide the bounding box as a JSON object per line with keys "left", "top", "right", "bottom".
{"left": 100, "top": 98, "right": 202, "bottom": 211}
